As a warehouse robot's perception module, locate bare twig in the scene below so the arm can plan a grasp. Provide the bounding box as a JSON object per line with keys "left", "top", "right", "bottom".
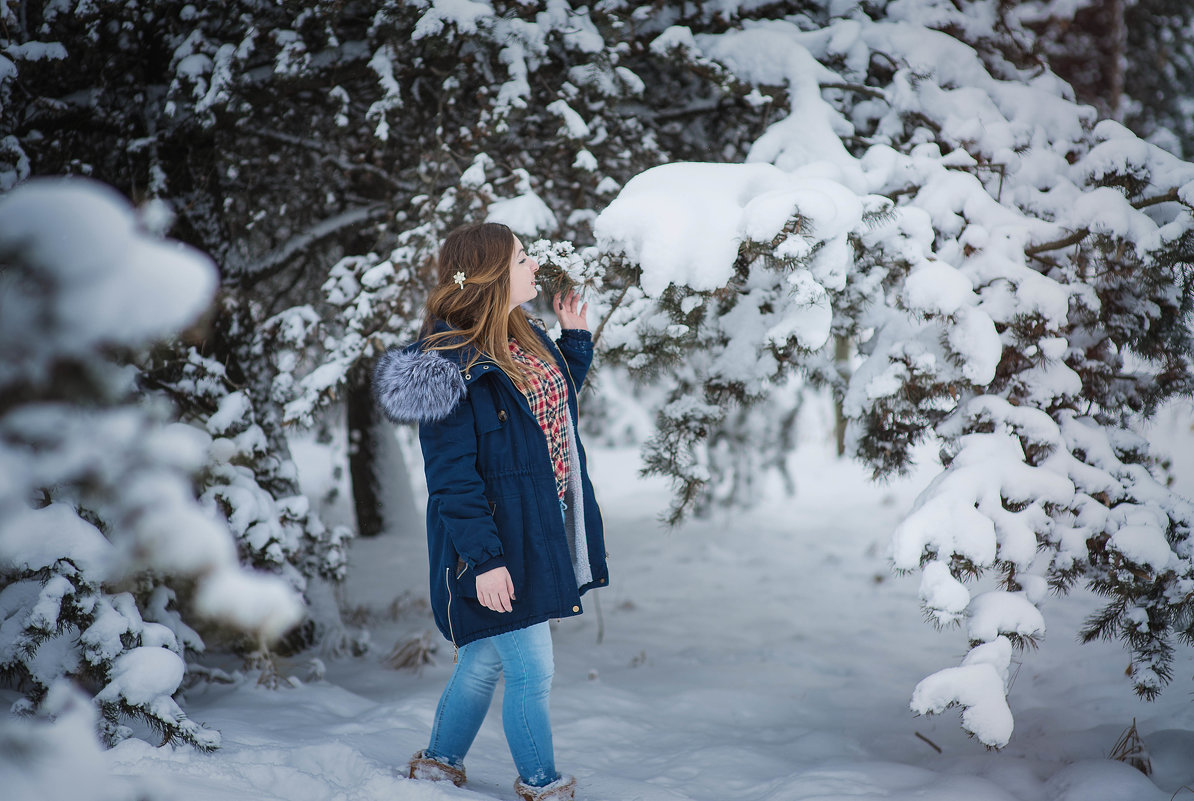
{"left": 820, "top": 81, "right": 887, "bottom": 101}
{"left": 591, "top": 281, "right": 632, "bottom": 348}
{"left": 915, "top": 731, "right": 943, "bottom": 753}
{"left": 243, "top": 126, "right": 413, "bottom": 192}
{"left": 594, "top": 591, "right": 604, "bottom": 645}
{"left": 1025, "top": 189, "right": 1182, "bottom": 257}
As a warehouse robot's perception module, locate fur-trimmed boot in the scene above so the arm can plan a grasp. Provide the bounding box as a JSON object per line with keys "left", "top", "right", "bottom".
{"left": 514, "top": 774, "right": 577, "bottom": 801}
{"left": 407, "top": 750, "right": 466, "bottom": 787}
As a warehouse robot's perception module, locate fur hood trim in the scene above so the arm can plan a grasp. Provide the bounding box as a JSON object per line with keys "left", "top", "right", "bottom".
{"left": 373, "top": 346, "right": 467, "bottom": 424}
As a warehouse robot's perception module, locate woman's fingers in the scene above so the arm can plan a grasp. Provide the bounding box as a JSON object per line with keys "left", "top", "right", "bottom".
{"left": 485, "top": 591, "right": 511, "bottom": 613}
{"left": 554, "top": 290, "right": 581, "bottom": 310}
{"left": 476, "top": 566, "right": 515, "bottom": 612}
{"left": 479, "top": 591, "right": 512, "bottom": 613}
{"left": 553, "top": 290, "right": 589, "bottom": 329}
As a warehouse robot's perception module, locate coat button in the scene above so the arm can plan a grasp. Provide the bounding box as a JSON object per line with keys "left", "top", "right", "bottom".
{"left": 497, "top": 410, "right": 507, "bottom": 422}
{"left": 572, "top": 605, "right": 580, "bottom": 613}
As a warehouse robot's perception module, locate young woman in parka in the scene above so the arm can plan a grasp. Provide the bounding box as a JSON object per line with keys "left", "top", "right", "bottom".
{"left": 372, "top": 222, "right": 608, "bottom": 801}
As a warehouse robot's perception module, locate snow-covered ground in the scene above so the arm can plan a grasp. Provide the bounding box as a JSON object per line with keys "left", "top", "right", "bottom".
{"left": 87, "top": 411, "right": 1194, "bottom": 801}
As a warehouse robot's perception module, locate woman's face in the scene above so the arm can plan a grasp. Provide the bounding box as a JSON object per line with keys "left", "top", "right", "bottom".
{"left": 507, "top": 237, "right": 540, "bottom": 310}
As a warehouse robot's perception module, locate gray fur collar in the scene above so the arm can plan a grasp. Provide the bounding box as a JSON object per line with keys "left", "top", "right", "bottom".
{"left": 372, "top": 346, "right": 467, "bottom": 424}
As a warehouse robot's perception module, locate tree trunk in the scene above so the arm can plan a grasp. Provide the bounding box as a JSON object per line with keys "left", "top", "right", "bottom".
{"left": 1109, "top": 0, "right": 1126, "bottom": 121}
{"left": 348, "top": 365, "right": 386, "bottom": 538}
{"left": 833, "top": 334, "right": 850, "bottom": 457}
{"left": 347, "top": 363, "right": 421, "bottom": 538}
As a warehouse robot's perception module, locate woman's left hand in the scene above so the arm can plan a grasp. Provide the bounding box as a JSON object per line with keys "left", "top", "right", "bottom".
{"left": 554, "top": 290, "right": 589, "bottom": 331}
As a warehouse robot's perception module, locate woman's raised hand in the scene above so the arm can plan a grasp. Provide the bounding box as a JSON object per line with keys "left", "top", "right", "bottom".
{"left": 475, "top": 565, "right": 515, "bottom": 613}
{"left": 554, "top": 289, "right": 589, "bottom": 331}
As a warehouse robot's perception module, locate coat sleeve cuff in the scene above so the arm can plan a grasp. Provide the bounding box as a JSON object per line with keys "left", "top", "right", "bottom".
{"left": 559, "top": 328, "right": 592, "bottom": 342}
{"left": 558, "top": 329, "right": 593, "bottom": 355}
{"left": 474, "top": 554, "right": 508, "bottom": 575}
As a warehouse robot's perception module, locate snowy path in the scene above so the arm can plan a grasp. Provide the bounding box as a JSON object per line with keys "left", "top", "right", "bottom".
{"left": 106, "top": 446, "right": 1194, "bottom": 801}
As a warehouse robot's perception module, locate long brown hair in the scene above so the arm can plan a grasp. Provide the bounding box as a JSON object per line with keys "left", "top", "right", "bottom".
{"left": 422, "top": 222, "right": 557, "bottom": 389}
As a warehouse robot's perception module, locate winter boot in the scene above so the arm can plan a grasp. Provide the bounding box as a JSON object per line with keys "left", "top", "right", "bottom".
{"left": 514, "top": 774, "right": 577, "bottom": 801}
{"left": 407, "top": 750, "right": 466, "bottom": 787}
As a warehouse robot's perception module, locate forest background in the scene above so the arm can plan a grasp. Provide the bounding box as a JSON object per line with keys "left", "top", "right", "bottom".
{"left": 3, "top": 0, "right": 1194, "bottom": 790}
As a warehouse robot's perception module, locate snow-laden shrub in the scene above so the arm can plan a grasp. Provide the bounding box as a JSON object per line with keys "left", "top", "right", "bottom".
{"left": 0, "top": 178, "right": 302, "bottom": 749}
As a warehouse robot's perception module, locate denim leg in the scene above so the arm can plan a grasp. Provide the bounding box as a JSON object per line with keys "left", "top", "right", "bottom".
{"left": 489, "top": 622, "right": 559, "bottom": 787}
{"left": 425, "top": 636, "right": 502, "bottom": 767}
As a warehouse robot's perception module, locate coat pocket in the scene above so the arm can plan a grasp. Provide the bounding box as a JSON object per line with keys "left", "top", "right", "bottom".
{"left": 471, "top": 382, "right": 509, "bottom": 435}
{"left": 490, "top": 497, "right": 532, "bottom": 594}
{"left": 454, "top": 557, "right": 478, "bottom": 599}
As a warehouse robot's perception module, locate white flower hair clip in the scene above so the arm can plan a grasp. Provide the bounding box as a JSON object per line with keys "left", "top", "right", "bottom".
{"left": 453, "top": 271, "right": 466, "bottom": 290}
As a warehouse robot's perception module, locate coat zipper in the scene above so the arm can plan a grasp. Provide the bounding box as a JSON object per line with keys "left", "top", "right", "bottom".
{"left": 444, "top": 567, "right": 459, "bottom": 663}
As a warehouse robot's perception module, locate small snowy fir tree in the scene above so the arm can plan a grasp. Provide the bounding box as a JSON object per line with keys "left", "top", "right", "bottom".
{"left": 0, "top": 178, "right": 302, "bottom": 751}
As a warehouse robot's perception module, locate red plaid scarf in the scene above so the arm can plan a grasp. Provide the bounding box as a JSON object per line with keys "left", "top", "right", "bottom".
{"left": 508, "top": 338, "right": 570, "bottom": 499}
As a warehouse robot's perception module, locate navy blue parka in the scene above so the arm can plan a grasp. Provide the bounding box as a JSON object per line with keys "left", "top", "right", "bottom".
{"left": 373, "top": 320, "right": 608, "bottom": 649}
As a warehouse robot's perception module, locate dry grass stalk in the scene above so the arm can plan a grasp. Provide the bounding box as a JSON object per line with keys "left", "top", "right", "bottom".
{"left": 384, "top": 632, "right": 437, "bottom": 673}
{"left": 1109, "top": 718, "right": 1151, "bottom": 776}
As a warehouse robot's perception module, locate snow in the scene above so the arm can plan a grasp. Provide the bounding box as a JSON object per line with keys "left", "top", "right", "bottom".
{"left": 0, "top": 684, "right": 114, "bottom": 801}
{"left": 6, "top": 2, "right": 1194, "bottom": 797}
{"left": 486, "top": 191, "right": 559, "bottom": 236}
{"left": 1109, "top": 525, "right": 1176, "bottom": 573}
{"left": 593, "top": 162, "right": 883, "bottom": 300}
{"left": 19, "top": 440, "right": 1189, "bottom": 801}
{"left": 95, "top": 647, "right": 186, "bottom": 707}
{"left": 695, "top": 25, "right": 866, "bottom": 191}
{"left": 0, "top": 178, "right": 217, "bottom": 385}
{"left": 0, "top": 503, "right": 113, "bottom": 575}
{"left": 966, "top": 591, "right": 1046, "bottom": 644}
{"left": 192, "top": 569, "right": 305, "bottom": 644}
{"left": 918, "top": 561, "right": 970, "bottom": 620}
{"left": 546, "top": 99, "right": 590, "bottom": 140}
{"left": 411, "top": 0, "right": 494, "bottom": 41}
{"left": 910, "top": 662, "right": 1014, "bottom": 748}
{"left": 2, "top": 41, "right": 68, "bottom": 61}
{"left": 901, "top": 260, "right": 973, "bottom": 316}
{"left": 946, "top": 306, "right": 1000, "bottom": 386}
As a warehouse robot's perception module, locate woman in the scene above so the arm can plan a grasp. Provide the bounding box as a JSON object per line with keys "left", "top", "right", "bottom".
{"left": 373, "top": 222, "right": 608, "bottom": 801}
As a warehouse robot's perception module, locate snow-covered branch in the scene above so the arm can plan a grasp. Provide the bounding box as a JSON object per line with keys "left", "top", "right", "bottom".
{"left": 240, "top": 204, "right": 391, "bottom": 283}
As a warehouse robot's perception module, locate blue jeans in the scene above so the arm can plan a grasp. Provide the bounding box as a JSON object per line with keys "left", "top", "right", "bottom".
{"left": 425, "top": 621, "right": 559, "bottom": 787}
